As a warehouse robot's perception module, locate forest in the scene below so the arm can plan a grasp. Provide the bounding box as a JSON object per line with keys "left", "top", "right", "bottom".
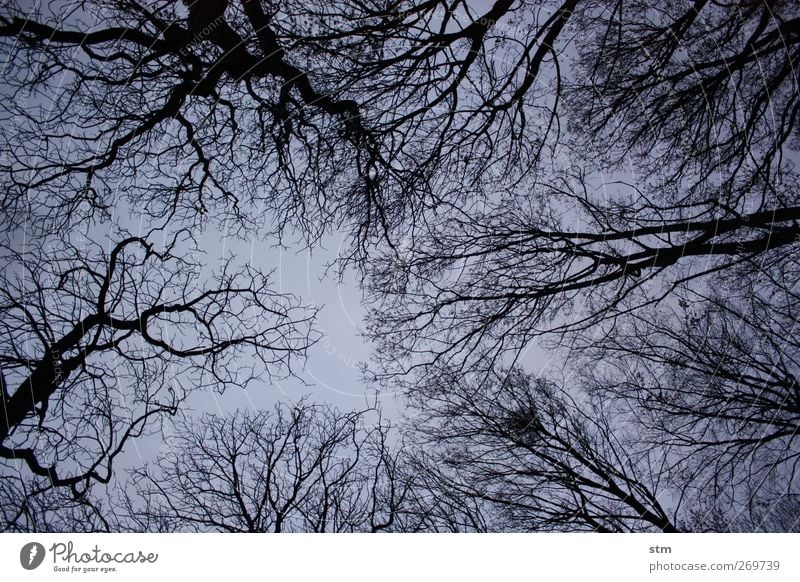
{"left": 1, "top": 0, "right": 799, "bottom": 532}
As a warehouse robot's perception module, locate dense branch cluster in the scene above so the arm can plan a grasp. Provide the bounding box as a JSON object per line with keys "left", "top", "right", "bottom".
{"left": 121, "top": 401, "right": 413, "bottom": 532}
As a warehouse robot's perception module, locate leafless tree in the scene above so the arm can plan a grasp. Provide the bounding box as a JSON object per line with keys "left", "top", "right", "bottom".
{"left": 3, "top": 2, "right": 798, "bottom": 366}
{"left": 574, "top": 265, "right": 800, "bottom": 525}
{"left": 360, "top": 0, "right": 800, "bottom": 380}
{"left": 406, "top": 367, "right": 683, "bottom": 532}
{"left": 119, "top": 400, "right": 413, "bottom": 532}
{"left": 0, "top": 0, "right": 575, "bottom": 251}
{"left": 569, "top": 0, "right": 800, "bottom": 213}
{"left": 2, "top": 0, "right": 799, "bottom": 534}
{"left": 402, "top": 261, "right": 800, "bottom": 531}
{"left": 0, "top": 228, "right": 315, "bottom": 519}
{"left": 742, "top": 494, "right": 800, "bottom": 532}
{"left": 0, "top": 472, "right": 112, "bottom": 532}
{"left": 364, "top": 194, "right": 800, "bottom": 381}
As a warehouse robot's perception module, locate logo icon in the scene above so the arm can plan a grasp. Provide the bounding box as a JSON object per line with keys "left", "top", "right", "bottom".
{"left": 20, "top": 542, "right": 46, "bottom": 570}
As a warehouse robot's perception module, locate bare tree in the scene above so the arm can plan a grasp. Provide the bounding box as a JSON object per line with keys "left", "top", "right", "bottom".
{"left": 2, "top": 0, "right": 799, "bottom": 534}
{"left": 1, "top": 473, "right": 110, "bottom": 532}
{"left": 575, "top": 266, "right": 800, "bottom": 522}
{"left": 4, "top": 2, "right": 798, "bottom": 368}
{"left": 568, "top": 0, "right": 800, "bottom": 213}
{"left": 743, "top": 494, "right": 800, "bottom": 532}
{"left": 0, "top": 0, "right": 576, "bottom": 251}
{"left": 361, "top": 1, "right": 800, "bottom": 379}
{"left": 406, "top": 367, "right": 683, "bottom": 532}
{"left": 0, "top": 229, "right": 315, "bottom": 508}
{"left": 401, "top": 259, "right": 800, "bottom": 531}
{"left": 120, "top": 400, "right": 412, "bottom": 532}
{"left": 394, "top": 450, "right": 495, "bottom": 532}
{"left": 364, "top": 192, "right": 800, "bottom": 381}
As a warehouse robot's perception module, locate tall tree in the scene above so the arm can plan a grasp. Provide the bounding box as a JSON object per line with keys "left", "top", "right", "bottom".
{"left": 407, "top": 362, "right": 799, "bottom": 532}
{"left": 2, "top": 0, "right": 799, "bottom": 534}
{"left": 407, "top": 368, "right": 682, "bottom": 532}
{"left": 0, "top": 229, "right": 315, "bottom": 505}
{"left": 575, "top": 266, "right": 800, "bottom": 522}
{"left": 364, "top": 0, "right": 800, "bottom": 379}
{"left": 0, "top": 0, "right": 575, "bottom": 250}
{"left": 120, "top": 401, "right": 413, "bottom": 532}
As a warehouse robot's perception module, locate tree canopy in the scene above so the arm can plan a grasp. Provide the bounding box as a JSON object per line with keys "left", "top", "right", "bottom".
{"left": 1, "top": 0, "right": 798, "bottom": 532}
